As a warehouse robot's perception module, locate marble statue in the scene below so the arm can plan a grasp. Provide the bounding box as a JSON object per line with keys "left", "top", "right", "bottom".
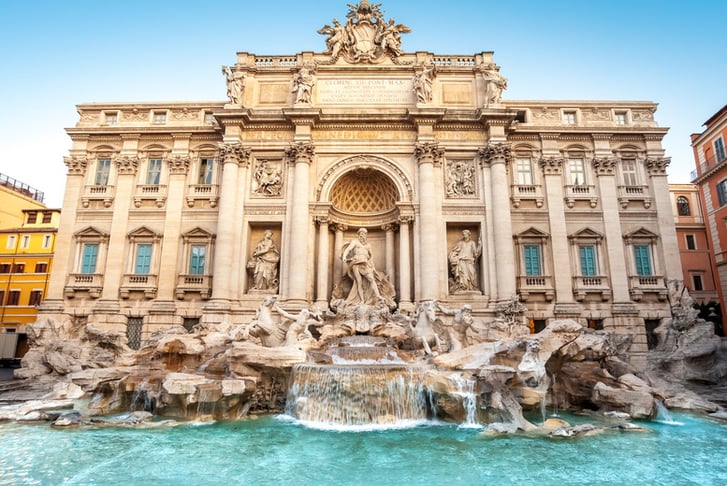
{"left": 413, "top": 65, "right": 435, "bottom": 104}
{"left": 397, "top": 300, "right": 444, "bottom": 355}
{"left": 253, "top": 160, "right": 282, "bottom": 196}
{"left": 273, "top": 303, "right": 320, "bottom": 346}
{"left": 448, "top": 230, "right": 482, "bottom": 293}
{"left": 483, "top": 64, "right": 507, "bottom": 106}
{"left": 317, "top": 18, "right": 349, "bottom": 59}
{"left": 446, "top": 160, "right": 476, "bottom": 197}
{"left": 437, "top": 302, "right": 474, "bottom": 351}
{"left": 222, "top": 65, "right": 245, "bottom": 105}
{"left": 292, "top": 65, "right": 316, "bottom": 104}
{"left": 247, "top": 295, "right": 286, "bottom": 347}
{"left": 248, "top": 231, "right": 280, "bottom": 291}
{"left": 341, "top": 228, "right": 385, "bottom": 305}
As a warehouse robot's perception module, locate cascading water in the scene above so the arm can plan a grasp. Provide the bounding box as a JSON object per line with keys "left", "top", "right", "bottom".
{"left": 448, "top": 372, "right": 480, "bottom": 428}
{"left": 285, "top": 364, "right": 432, "bottom": 429}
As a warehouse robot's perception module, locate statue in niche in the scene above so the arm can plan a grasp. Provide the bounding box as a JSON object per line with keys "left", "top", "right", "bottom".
{"left": 483, "top": 64, "right": 507, "bottom": 106}
{"left": 437, "top": 302, "right": 475, "bottom": 351}
{"left": 247, "top": 230, "right": 280, "bottom": 291}
{"left": 446, "top": 160, "right": 475, "bottom": 197}
{"left": 413, "top": 65, "right": 436, "bottom": 104}
{"left": 253, "top": 160, "right": 282, "bottom": 196}
{"left": 448, "top": 229, "right": 482, "bottom": 293}
{"left": 221, "top": 65, "right": 245, "bottom": 105}
{"left": 292, "top": 64, "right": 316, "bottom": 104}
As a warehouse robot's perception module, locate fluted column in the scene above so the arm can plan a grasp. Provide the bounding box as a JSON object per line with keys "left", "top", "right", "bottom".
{"left": 398, "top": 216, "right": 412, "bottom": 306}
{"left": 285, "top": 142, "right": 315, "bottom": 303}
{"left": 382, "top": 223, "right": 396, "bottom": 286}
{"left": 333, "top": 223, "right": 347, "bottom": 282}
{"left": 646, "top": 157, "right": 681, "bottom": 280}
{"left": 100, "top": 154, "right": 138, "bottom": 302}
{"left": 315, "top": 216, "right": 330, "bottom": 307}
{"left": 210, "top": 143, "right": 251, "bottom": 303}
{"left": 479, "top": 144, "right": 516, "bottom": 300}
{"left": 592, "top": 157, "right": 631, "bottom": 302}
{"left": 43, "top": 156, "right": 88, "bottom": 306}
{"left": 414, "top": 142, "right": 444, "bottom": 300}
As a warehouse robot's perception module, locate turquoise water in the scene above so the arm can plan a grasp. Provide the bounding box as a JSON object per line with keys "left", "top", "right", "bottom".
{"left": 2, "top": 413, "right": 727, "bottom": 485}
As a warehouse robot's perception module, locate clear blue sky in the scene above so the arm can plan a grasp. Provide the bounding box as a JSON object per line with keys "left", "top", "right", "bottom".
{"left": 1, "top": 0, "right": 725, "bottom": 207}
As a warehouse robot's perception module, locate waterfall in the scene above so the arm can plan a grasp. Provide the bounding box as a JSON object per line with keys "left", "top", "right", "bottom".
{"left": 448, "top": 373, "right": 480, "bottom": 428}
{"left": 285, "top": 364, "right": 432, "bottom": 429}
{"left": 655, "top": 400, "right": 683, "bottom": 425}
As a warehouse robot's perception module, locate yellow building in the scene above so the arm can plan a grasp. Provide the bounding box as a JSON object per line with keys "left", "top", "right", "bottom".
{"left": 0, "top": 208, "right": 60, "bottom": 334}
{"left": 0, "top": 173, "right": 46, "bottom": 230}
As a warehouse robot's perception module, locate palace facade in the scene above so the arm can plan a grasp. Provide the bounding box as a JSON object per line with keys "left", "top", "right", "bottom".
{"left": 39, "top": 2, "right": 680, "bottom": 367}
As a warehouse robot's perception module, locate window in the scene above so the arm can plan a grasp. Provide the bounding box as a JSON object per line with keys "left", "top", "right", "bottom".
{"left": 685, "top": 234, "right": 696, "bottom": 250}
{"left": 81, "top": 243, "right": 99, "bottom": 274}
{"left": 42, "top": 234, "right": 52, "bottom": 249}
{"left": 0, "top": 291, "right": 3, "bottom": 305}
{"left": 6, "top": 290, "right": 20, "bottom": 306}
{"left": 587, "top": 319, "right": 604, "bottom": 330}
{"left": 12, "top": 263, "right": 25, "bottom": 273}
{"left": 6, "top": 235, "right": 16, "bottom": 249}
{"left": 718, "top": 180, "right": 727, "bottom": 207}
{"left": 20, "top": 235, "right": 30, "bottom": 249}
{"left": 26, "top": 211, "right": 37, "bottom": 224}
{"left": 621, "top": 158, "right": 638, "bottom": 186}
{"left": 568, "top": 158, "right": 586, "bottom": 185}
{"left": 134, "top": 243, "right": 152, "bottom": 274}
{"left": 715, "top": 137, "right": 726, "bottom": 163}
{"left": 0, "top": 263, "right": 9, "bottom": 273}
{"left": 146, "top": 158, "right": 163, "bottom": 185}
{"left": 35, "top": 262, "right": 48, "bottom": 273}
{"left": 95, "top": 159, "right": 111, "bottom": 185}
{"left": 198, "top": 158, "right": 214, "bottom": 185}
{"left": 28, "top": 290, "right": 43, "bottom": 306}
{"left": 189, "top": 244, "right": 206, "bottom": 275}
{"left": 633, "top": 244, "right": 652, "bottom": 276}
{"left": 579, "top": 245, "right": 597, "bottom": 276}
{"left": 105, "top": 112, "right": 118, "bottom": 126}
{"left": 523, "top": 244, "right": 542, "bottom": 276}
{"left": 183, "top": 317, "right": 200, "bottom": 333}
{"left": 614, "top": 112, "right": 627, "bottom": 125}
{"left": 693, "top": 274, "right": 704, "bottom": 291}
{"left": 516, "top": 157, "right": 533, "bottom": 185}
{"left": 563, "top": 111, "right": 576, "bottom": 124}
{"left": 153, "top": 111, "right": 167, "bottom": 125}
{"left": 676, "top": 196, "right": 690, "bottom": 216}
{"left": 42, "top": 212, "right": 52, "bottom": 224}
{"left": 127, "top": 317, "right": 143, "bottom": 350}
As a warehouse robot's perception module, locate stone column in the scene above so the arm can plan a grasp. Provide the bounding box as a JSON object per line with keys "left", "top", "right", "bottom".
{"left": 382, "top": 223, "right": 396, "bottom": 286}
{"left": 646, "top": 157, "right": 681, "bottom": 280}
{"left": 538, "top": 156, "right": 576, "bottom": 311}
{"left": 99, "top": 154, "right": 138, "bottom": 303}
{"left": 479, "top": 143, "right": 516, "bottom": 301}
{"left": 285, "top": 141, "right": 315, "bottom": 304}
{"left": 315, "top": 216, "right": 330, "bottom": 308}
{"left": 414, "top": 142, "right": 444, "bottom": 301}
{"left": 592, "top": 157, "right": 631, "bottom": 302}
{"left": 42, "top": 156, "right": 88, "bottom": 308}
{"left": 398, "top": 216, "right": 412, "bottom": 307}
{"left": 209, "top": 143, "right": 250, "bottom": 305}
{"left": 333, "top": 223, "right": 347, "bottom": 283}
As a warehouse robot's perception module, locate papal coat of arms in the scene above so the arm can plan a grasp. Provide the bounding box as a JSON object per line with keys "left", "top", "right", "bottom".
{"left": 318, "top": 0, "right": 411, "bottom": 63}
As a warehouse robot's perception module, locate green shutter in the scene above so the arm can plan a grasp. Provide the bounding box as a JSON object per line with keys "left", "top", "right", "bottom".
{"left": 135, "top": 244, "right": 152, "bottom": 274}
{"left": 579, "top": 245, "right": 596, "bottom": 276}
{"left": 190, "top": 245, "right": 206, "bottom": 275}
{"left": 524, "top": 245, "right": 541, "bottom": 276}
{"left": 634, "top": 245, "right": 652, "bottom": 276}
{"left": 81, "top": 244, "right": 98, "bottom": 274}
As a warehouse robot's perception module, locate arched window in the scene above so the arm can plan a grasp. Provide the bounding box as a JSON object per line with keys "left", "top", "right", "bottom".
{"left": 676, "top": 196, "right": 690, "bottom": 216}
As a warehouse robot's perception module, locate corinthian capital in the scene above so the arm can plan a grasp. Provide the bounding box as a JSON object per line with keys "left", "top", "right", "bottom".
{"left": 538, "top": 156, "right": 565, "bottom": 175}
{"left": 285, "top": 141, "right": 315, "bottom": 164}
{"left": 591, "top": 157, "right": 618, "bottom": 176}
{"left": 115, "top": 155, "right": 140, "bottom": 175}
{"left": 167, "top": 155, "right": 191, "bottom": 175}
{"left": 478, "top": 142, "right": 511, "bottom": 166}
{"left": 645, "top": 157, "right": 670, "bottom": 176}
{"left": 414, "top": 142, "right": 444, "bottom": 166}
{"left": 218, "top": 142, "right": 252, "bottom": 167}
{"left": 64, "top": 155, "right": 88, "bottom": 175}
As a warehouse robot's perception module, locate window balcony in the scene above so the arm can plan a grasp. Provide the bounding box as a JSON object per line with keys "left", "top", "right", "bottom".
{"left": 175, "top": 274, "right": 212, "bottom": 300}
{"left": 186, "top": 184, "right": 219, "bottom": 208}
{"left": 82, "top": 185, "right": 115, "bottom": 208}
{"left": 572, "top": 275, "right": 611, "bottom": 301}
{"left": 517, "top": 275, "right": 554, "bottom": 301}
{"left": 510, "top": 184, "right": 544, "bottom": 208}
{"left": 133, "top": 184, "right": 167, "bottom": 208}
{"left": 564, "top": 184, "right": 597, "bottom": 208}
{"left": 628, "top": 275, "right": 667, "bottom": 301}
{"left": 120, "top": 274, "right": 158, "bottom": 299}
{"left": 617, "top": 185, "right": 652, "bottom": 209}
{"left": 64, "top": 273, "right": 104, "bottom": 298}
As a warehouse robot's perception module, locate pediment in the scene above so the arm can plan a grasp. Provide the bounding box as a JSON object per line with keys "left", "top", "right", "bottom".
{"left": 74, "top": 226, "right": 109, "bottom": 238}
{"left": 569, "top": 227, "right": 604, "bottom": 240}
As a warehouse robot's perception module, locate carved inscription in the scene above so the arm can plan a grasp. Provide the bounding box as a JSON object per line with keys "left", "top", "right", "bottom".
{"left": 317, "top": 79, "right": 413, "bottom": 105}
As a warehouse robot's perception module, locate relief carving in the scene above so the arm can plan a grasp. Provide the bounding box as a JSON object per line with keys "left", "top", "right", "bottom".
{"left": 252, "top": 160, "right": 283, "bottom": 196}
{"left": 445, "top": 160, "right": 476, "bottom": 197}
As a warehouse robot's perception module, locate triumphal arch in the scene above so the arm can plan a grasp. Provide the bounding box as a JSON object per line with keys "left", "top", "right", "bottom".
{"left": 40, "top": 1, "right": 681, "bottom": 367}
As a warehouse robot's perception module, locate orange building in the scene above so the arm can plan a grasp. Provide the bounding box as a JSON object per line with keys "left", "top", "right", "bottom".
{"left": 690, "top": 104, "right": 727, "bottom": 333}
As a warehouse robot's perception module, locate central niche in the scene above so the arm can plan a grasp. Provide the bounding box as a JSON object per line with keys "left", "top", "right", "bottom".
{"left": 329, "top": 168, "right": 398, "bottom": 214}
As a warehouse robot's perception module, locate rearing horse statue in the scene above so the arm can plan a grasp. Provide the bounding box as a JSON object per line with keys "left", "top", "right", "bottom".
{"left": 406, "top": 300, "right": 444, "bottom": 355}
